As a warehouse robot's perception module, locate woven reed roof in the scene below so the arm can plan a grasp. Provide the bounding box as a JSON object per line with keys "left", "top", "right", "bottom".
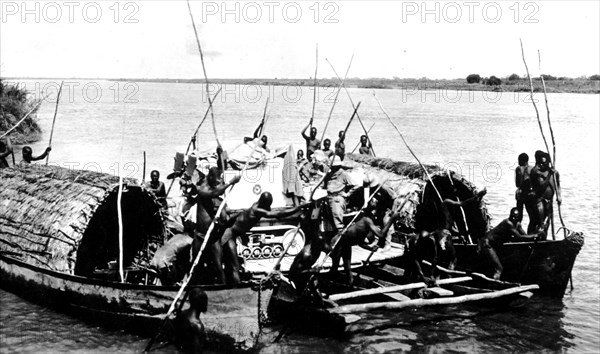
{"left": 0, "top": 164, "right": 164, "bottom": 273}
{"left": 345, "top": 154, "right": 491, "bottom": 236}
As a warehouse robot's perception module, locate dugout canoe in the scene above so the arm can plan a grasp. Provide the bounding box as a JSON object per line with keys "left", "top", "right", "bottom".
{"left": 0, "top": 164, "right": 271, "bottom": 352}
{"left": 342, "top": 154, "right": 584, "bottom": 298}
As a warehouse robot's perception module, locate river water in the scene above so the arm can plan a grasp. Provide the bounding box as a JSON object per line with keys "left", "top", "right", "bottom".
{"left": 1, "top": 81, "right": 598, "bottom": 353}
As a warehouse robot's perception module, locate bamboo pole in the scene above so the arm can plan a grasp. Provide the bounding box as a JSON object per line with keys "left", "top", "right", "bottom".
{"left": 310, "top": 44, "right": 318, "bottom": 132}
{"left": 329, "top": 284, "right": 539, "bottom": 314}
{"left": 372, "top": 92, "right": 444, "bottom": 203}
{"left": 320, "top": 54, "right": 354, "bottom": 143}
{"left": 329, "top": 276, "right": 472, "bottom": 301}
{"left": 117, "top": 116, "right": 125, "bottom": 284}
{"left": 142, "top": 151, "right": 146, "bottom": 184}
{"left": 165, "top": 89, "right": 222, "bottom": 198}
{"left": 326, "top": 58, "right": 376, "bottom": 157}
{"left": 520, "top": 39, "right": 550, "bottom": 156}
{"left": 45, "top": 81, "right": 64, "bottom": 165}
{"left": 538, "top": 50, "right": 566, "bottom": 240}
{"left": 186, "top": 0, "right": 221, "bottom": 150}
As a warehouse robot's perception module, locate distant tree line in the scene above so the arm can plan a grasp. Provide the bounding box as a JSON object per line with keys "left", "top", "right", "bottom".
{"left": 466, "top": 73, "right": 600, "bottom": 85}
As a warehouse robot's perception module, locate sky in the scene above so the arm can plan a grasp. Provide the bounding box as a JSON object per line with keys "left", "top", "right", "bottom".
{"left": 1, "top": 0, "right": 599, "bottom": 80}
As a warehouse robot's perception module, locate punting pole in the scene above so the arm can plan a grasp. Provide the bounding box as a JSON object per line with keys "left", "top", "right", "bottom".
{"left": 45, "top": 81, "right": 64, "bottom": 166}
{"left": 320, "top": 54, "right": 354, "bottom": 143}
{"left": 117, "top": 116, "right": 125, "bottom": 284}
{"left": 327, "top": 58, "right": 376, "bottom": 157}
{"left": 538, "top": 50, "right": 566, "bottom": 240}
{"left": 372, "top": 92, "right": 444, "bottom": 204}
{"left": 142, "top": 151, "right": 146, "bottom": 184}
{"left": 310, "top": 44, "right": 318, "bottom": 133}
{"left": 165, "top": 88, "right": 222, "bottom": 198}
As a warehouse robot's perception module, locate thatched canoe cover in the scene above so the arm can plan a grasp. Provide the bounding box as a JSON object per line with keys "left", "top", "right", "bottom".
{"left": 0, "top": 164, "right": 166, "bottom": 274}
{"left": 345, "top": 154, "right": 492, "bottom": 237}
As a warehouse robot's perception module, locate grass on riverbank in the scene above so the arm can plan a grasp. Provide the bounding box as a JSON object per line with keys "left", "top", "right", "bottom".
{"left": 0, "top": 79, "right": 42, "bottom": 144}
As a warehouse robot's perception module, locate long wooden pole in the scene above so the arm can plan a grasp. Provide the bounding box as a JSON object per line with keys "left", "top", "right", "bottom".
{"left": 142, "top": 151, "right": 146, "bottom": 184}
{"left": 45, "top": 81, "right": 63, "bottom": 165}
{"left": 329, "top": 276, "right": 472, "bottom": 301}
{"left": 320, "top": 54, "right": 354, "bottom": 143}
{"left": 373, "top": 92, "right": 444, "bottom": 203}
{"left": 186, "top": 0, "right": 220, "bottom": 149}
{"left": 520, "top": 39, "right": 550, "bottom": 156}
{"left": 117, "top": 115, "right": 125, "bottom": 283}
{"left": 326, "top": 58, "right": 376, "bottom": 157}
{"left": 310, "top": 44, "right": 318, "bottom": 132}
{"left": 446, "top": 168, "right": 472, "bottom": 244}
{"left": 538, "top": 50, "right": 565, "bottom": 240}
{"left": 166, "top": 89, "right": 222, "bottom": 198}
{"left": 329, "top": 284, "right": 539, "bottom": 314}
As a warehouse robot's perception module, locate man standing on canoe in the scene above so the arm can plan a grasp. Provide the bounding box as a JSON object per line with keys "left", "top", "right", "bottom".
{"left": 220, "top": 192, "right": 307, "bottom": 284}
{"left": 530, "top": 152, "right": 561, "bottom": 237}
{"left": 334, "top": 130, "right": 346, "bottom": 161}
{"left": 145, "top": 170, "right": 168, "bottom": 209}
{"left": 358, "top": 135, "right": 373, "bottom": 156}
{"left": 190, "top": 167, "right": 241, "bottom": 284}
{"left": 301, "top": 121, "right": 321, "bottom": 160}
{"left": 478, "top": 208, "right": 541, "bottom": 280}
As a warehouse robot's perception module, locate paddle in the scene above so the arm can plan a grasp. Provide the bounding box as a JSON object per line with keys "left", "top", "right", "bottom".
{"left": 45, "top": 81, "right": 64, "bottom": 166}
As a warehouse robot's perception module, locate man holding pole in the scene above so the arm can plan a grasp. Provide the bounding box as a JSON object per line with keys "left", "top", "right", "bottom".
{"left": 21, "top": 146, "right": 51, "bottom": 164}
{"left": 301, "top": 121, "right": 321, "bottom": 160}
{"left": 530, "top": 152, "right": 561, "bottom": 238}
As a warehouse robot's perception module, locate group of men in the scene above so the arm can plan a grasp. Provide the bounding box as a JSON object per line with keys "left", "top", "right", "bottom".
{"left": 0, "top": 137, "right": 52, "bottom": 168}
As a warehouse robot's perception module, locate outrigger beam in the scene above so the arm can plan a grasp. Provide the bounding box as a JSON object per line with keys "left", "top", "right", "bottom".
{"left": 328, "top": 276, "right": 471, "bottom": 301}
{"left": 329, "top": 284, "right": 540, "bottom": 314}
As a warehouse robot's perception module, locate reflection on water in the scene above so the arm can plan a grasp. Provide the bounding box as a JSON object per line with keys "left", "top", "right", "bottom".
{"left": 1, "top": 81, "right": 599, "bottom": 352}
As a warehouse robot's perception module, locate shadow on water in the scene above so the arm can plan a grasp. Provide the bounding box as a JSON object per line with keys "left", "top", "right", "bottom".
{"left": 263, "top": 297, "right": 573, "bottom": 353}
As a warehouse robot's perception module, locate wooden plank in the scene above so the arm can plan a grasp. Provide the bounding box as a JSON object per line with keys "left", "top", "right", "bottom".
{"left": 422, "top": 287, "right": 454, "bottom": 297}
{"left": 328, "top": 276, "right": 472, "bottom": 301}
{"left": 329, "top": 284, "right": 540, "bottom": 314}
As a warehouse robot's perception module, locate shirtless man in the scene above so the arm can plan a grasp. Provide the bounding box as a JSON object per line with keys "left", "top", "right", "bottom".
{"left": 220, "top": 192, "right": 307, "bottom": 283}
{"left": 301, "top": 121, "right": 321, "bottom": 160}
{"left": 358, "top": 135, "right": 373, "bottom": 156}
{"left": 321, "top": 138, "right": 334, "bottom": 159}
{"left": 530, "top": 153, "right": 561, "bottom": 236}
{"left": 145, "top": 170, "right": 167, "bottom": 208}
{"left": 334, "top": 131, "right": 346, "bottom": 161}
{"left": 191, "top": 168, "right": 241, "bottom": 284}
{"left": 441, "top": 188, "right": 487, "bottom": 238}
{"left": 405, "top": 229, "right": 457, "bottom": 284}
{"left": 0, "top": 137, "right": 13, "bottom": 168}
{"left": 22, "top": 146, "right": 51, "bottom": 163}
{"left": 173, "top": 288, "right": 207, "bottom": 353}
{"left": 329, "top": 211, "right": 398, "bottom": 284}
{"left": 478, "top": 208, "right": 541, "bottom": 279}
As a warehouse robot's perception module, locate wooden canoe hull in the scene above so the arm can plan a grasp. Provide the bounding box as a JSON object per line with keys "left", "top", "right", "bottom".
{"left": 0, "top": 254, "right": 270, "bottom": 352}
{"left": 454, "top": 232, "right": 584, "bottom": 298}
